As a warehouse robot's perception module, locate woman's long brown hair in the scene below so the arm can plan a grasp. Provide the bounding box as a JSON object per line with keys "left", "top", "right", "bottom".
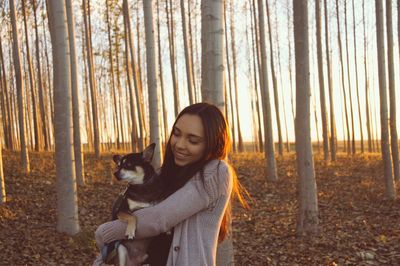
{"left": 157, "top": 103, "right": 249, "bottom": 242}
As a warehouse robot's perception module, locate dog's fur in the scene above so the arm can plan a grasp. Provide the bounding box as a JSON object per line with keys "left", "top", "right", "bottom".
{"left": 110, "top": 143, "right": 162, "bottom": 266}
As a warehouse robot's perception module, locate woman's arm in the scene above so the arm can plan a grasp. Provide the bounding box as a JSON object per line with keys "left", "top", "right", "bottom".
{"left": 133, "top": 177, "right": 209, "bottom": 238}
{"left": 134, "top": 160, "right": 230, "bottom": 239}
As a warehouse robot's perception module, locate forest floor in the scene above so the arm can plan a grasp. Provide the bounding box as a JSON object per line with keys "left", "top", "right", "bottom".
{"left": 1, "top": 150, "right": 400, "bottom": 265}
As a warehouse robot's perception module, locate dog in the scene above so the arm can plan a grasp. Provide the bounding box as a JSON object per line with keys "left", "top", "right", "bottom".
{"left": 106, "top": 143, "right": 162, "bottom": 266}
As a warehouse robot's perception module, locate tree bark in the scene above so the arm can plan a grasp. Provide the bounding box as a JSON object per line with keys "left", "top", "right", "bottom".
{"left": 10, "top": 0, "right": 30, "bottom": 174}
{"left": 385, "top": 0, "right": 399, "bottom": 181}
{"left": 316, "top": 0, "right": 329, "bottom": 161}
{"left": 293, "top": 0, "right": 319, "bottom": 236}
{"left": 48, "top": 0, "right": 80, "bottom": 235}
{"left": 66, "top": 0, "right": 85, "bottom": 186}
{"left": 375, "top": 0, "right": 396, "bottom": 199}
{"left": 143, "top": 0, "right": 162, "bottom": 168}
{"left": 257, "top": 0, "right": 278, "bottom": 181}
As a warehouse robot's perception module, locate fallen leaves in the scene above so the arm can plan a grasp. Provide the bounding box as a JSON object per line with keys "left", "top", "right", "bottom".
{"left": 0, "top": 151, "right": 400, "bottom": 265}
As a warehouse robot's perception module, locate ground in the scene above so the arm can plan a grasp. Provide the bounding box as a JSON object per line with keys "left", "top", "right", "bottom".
{"left": 0, "top": 150, "right": 399, "bottom": 265}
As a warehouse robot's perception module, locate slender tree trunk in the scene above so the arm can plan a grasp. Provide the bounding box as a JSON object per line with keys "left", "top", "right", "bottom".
{"left": 66, "top": 0, "right": 84, "bottom": 185}
{"left": 143, "top": 0, "right": 162, "bottom": 168}
{"left": 258, "top": 0, "right": 278, "bottom": 181}
{"left": 124, "top": 0, "right": 145, "bottom": 150}
{"left": 250, "top": 0, "right": 263, "bottom": 153}
{"left": 375, "top": 0, "right": 396, "bottom": 199}
{"left": 32, "top": 0, "right": 48, "bottom": 151}
{"left": 22, "top": 0, "right": 40, "bottom": 151}
{"left": 287, "top": 0, "right": 295, "bottom": 129}
{"left": 82, "top": 0, "right": 100, "bottom": 157}
{"left": 336, "top": 0, "right": 351, "bottom": 155}
{"left": 156, "top": 0, "right": 169, "bottom": 144}
{"left": 223, "top": 2, "right": 236, "bottom": 152}
{"left": 352, "top": 0, "right": 364, "bottom": 154}
{"left": 166, "top": 0, "right": 180, "bottom": 116}
{"left": 48, "top": 0, "right": 80, "bottom": 235}
{"left": 293, "top": 0, "right": 319, "bottom": 236}
{"left": 0, "top": 35, "right": 12, "bottom": 150}
{"left": 10, "top": 0, "right": 30, "bottom": 174}
{"left": 316, "top": 0, "right": 329, "bottom": 161}
{"left": 123, "top": 0, "right": 140, "bottom": 152}
{"left": 180, "top": 0, "right": 195, "bottom": 105}
{"left": 266, "top": 0, "right": 283, "bottom": 156}
{"left": 229, "top": 1, "right": 243, "bottom": 152}
{"left": 363, "top": 0, "right": 372, "bottom": 153}
{"left": 344, "top": 0, "right": 356, "bottom": 154}
{"left": 386, "top": 0, "right": 399, "bottom": 181}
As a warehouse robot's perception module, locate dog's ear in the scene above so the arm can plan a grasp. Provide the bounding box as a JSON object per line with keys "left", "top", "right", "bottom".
{"left": 113, "top": 155, "right": 122, "bottom": 165}
{"left": 142, "top": 143, "right": 156, "bottom": 162}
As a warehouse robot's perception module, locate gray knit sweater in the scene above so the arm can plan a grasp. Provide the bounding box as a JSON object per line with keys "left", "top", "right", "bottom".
{"left": 134, "top": 159, "right": 233, "bottom": 266}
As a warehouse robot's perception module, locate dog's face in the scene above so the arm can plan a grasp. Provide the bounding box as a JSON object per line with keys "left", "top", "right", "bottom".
{"left": 113, "top": 143, "right": 156, "bottom": 184}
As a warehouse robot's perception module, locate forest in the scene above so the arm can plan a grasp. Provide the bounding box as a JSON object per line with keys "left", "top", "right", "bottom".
{"left": 0, "top": 0, "right": 399, "bottom": 265}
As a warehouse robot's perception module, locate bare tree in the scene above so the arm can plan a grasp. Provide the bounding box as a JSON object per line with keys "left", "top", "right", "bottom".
{"left": 10, "top": 0, "right": 30, "bottom": 173}
{"left": 143, "top": 0, "right": 162, "bottom": 168}
{"left": 293, "top": 0, "right": 319, "bottom": 236}
{"left": 316, "top": 0, "right": 329, "bottom": 161}
{"left": 82, "top": 0, "right": 100, "bottom": 157}
{"left": 375, "top": 0, "right": 396, "bottom": 199}
{"left": 386, "top": 0, "right": 399, "bottom": 181}
{"left": 66, "top": 0, "right": 84, "bottom": 185}
{"left": 363, "top": 0, "right": 372, "bottom": 153}
{"left": 48, "top": 0, "right": 80, "bottom": 234}
{"left": 257, "top": 0, "right": 278, "bottom": 181}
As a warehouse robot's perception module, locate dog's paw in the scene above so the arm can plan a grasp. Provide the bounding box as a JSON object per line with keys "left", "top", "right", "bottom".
{"left": 125, "top": 222, "right": 136, "bottom": 239}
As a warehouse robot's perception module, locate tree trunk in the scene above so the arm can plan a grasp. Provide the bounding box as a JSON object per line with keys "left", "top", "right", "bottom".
{"left": 293, "top": 0, "right": 319, "bottom": 236}
{"left": 48, "top": 0, "right": 80, "bottom": 235}
{"left": 82, "top": 0, "right": 100, "bottom": 157}
{"left": 180, "top": 0, "right": 195, "bottom": 105}
{"left": 32, "top": 0, "right": 49, "bottom": 151}
{"left": 166, "top": 0, "right": 180, "bottom": 116}
{"left": 344, "top": 0, "right": 356, "bottom": 154}
{"left": 66, "top": 0, "right": 85, "bottom": 186}
{"left": 266, "top": 0, "right": 283, "bottom": 156}
{"left": 352, "top": 0, "right": 364, "bottom": 154}
{"left": 200, "top": 0, "right": 225, "bottom": 110}
{"left": 316, "top": 0, "right": 329, "bottom": 161}
{"left": 22, "top": 0, "right": 40, "bottom": 152}
{"left": 385, "top": 0, "right": 399, "bottom": 181}
{"left": 362, "top": 0, "right": 372, "bottom": 153}
{"left": 223, "top": 2, "right": 236, "bottom": 152}
{"left": 143, "top": 0, "right": 162, "bottom": 168}
{"left": 10, "top": 0, "right": 30, "bottom": 174}
{"left": 257, "top": 0, "right": 278, "bottom": 181}
{"left": 375, "top": 0, "right": 396, "bottom": 199}
{"left": 0, "top": 113, "right": 4, "bottom": 203}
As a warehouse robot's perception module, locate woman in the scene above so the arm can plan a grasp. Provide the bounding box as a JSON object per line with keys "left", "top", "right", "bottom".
{"left": 94, "top": 102, "right": 247, "bottom": 265}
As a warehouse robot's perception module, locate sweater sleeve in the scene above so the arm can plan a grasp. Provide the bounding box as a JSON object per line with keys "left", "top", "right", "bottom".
{"left": 133, "top": 160, "right": 230, "bottom": 239}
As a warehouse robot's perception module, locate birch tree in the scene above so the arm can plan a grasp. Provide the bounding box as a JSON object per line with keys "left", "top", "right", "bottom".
{"left": 375, "top": 0, "right": 396, "bottom": 199}
{"left": 293, "top": 0, "right": 319, "bottom": 236}
{"left": 10, "top": 0, "right": 30, "bottom": 174}
{"left": 48, "top": 0, "right": 80, "bottom": 234}
{"left": 143, "top": 0, "right": 162, "bottom": 168}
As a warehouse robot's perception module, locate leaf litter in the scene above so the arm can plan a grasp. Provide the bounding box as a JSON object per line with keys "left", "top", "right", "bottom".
{"left": 0, "top": 151, "right": 400, "bottom": 265}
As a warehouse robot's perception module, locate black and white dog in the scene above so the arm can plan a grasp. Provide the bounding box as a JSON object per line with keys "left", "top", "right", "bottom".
{"left": 106, "top": 143, "right": 161, "bottom": 266}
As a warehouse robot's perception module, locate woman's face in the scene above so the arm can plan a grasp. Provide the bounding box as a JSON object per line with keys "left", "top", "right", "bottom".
{"left": 170, "top": 114, "right": 206, "bottom": 166}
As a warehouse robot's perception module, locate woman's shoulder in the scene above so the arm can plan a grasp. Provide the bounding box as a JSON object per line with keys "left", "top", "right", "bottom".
{"left": 203, "top": 159, "right": 229, "bottom": 175}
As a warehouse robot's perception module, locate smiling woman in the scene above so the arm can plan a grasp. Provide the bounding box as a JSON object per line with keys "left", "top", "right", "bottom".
{"left": 93, "top": 102, "right": 249, "bottom": 265}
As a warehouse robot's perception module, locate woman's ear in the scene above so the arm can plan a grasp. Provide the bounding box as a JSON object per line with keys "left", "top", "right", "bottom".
{"left": 142, "top": 143, "right": 156, "bottom": 162}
